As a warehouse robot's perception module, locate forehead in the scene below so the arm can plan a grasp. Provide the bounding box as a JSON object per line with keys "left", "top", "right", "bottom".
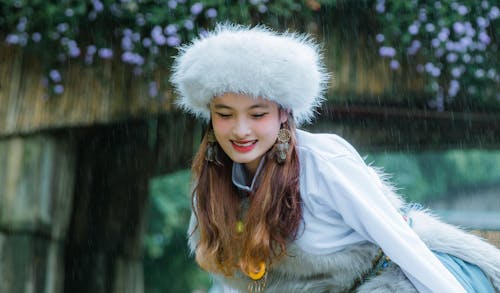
{"left": 211, "top": 93, "right": 278, "bottom": 109}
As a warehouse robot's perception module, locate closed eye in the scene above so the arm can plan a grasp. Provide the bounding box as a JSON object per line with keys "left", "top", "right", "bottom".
{"left": 251, "top": 113, "right": 268, "bottom": 119}
{"left": 216, "top": 113, "right": 232, "bottom": 118}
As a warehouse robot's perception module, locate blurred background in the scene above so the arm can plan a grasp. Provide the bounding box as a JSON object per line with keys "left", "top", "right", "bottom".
{"left": 0, "top": 0, "right": 499, "bottom": 292}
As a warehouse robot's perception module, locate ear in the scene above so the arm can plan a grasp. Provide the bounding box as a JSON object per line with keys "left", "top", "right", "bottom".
{"left": 279, "top": 108, "right": 290, "bottom": 124}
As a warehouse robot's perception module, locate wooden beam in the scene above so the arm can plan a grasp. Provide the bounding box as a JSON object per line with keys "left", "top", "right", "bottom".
{"left": 307, "top": 105, "right": 500, "bottom": 151}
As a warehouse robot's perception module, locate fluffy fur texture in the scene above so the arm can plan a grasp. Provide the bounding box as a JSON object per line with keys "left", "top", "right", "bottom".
{"left": 189, "top": 167, "right": 500, "bottom": 292}
{"left": 170, "top": 23, "right": 329, "bottom": 126}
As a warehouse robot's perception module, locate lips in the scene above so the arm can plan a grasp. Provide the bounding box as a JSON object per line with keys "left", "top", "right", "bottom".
{"left": 231, "top": 140, "right": 257, "bottom": 152}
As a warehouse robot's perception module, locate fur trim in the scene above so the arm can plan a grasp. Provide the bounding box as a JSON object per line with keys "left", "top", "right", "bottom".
{"left": 170, "top": 23, "right": 330, "bottom": 126}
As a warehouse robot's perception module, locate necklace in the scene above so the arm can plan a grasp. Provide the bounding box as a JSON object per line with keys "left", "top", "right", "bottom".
{"left": 236, "top": 196, "right": 268, "bottom": 292}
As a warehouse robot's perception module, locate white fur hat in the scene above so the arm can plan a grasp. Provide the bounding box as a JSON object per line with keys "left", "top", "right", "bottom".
{"left": 170, "top": 23, "right": 329, "bottom": 125}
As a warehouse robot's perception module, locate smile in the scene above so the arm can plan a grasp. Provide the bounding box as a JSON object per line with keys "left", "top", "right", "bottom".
{"left": 231, "top": 140, "right": 257, "bottom": 152}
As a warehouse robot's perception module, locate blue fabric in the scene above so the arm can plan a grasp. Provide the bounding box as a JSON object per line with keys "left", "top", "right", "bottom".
{"left": 434, "top": 251, "right": 494, "bottom": 293}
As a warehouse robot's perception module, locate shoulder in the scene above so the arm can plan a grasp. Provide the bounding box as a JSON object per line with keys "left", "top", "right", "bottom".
{"left": 295, "top": 129, "right": 364, "bottom": 163}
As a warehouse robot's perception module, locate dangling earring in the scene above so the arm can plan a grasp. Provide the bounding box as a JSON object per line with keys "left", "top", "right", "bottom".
{"left": 274, "top": 125, "right": 291, "bottom": 164}
{"left": 205, "top": 129, "right": 222, "bottom": 166}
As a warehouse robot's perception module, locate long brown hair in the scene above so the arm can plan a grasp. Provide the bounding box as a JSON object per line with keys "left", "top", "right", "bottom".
{"left": 190, "top": 116, "right": 302, "bottom": 276}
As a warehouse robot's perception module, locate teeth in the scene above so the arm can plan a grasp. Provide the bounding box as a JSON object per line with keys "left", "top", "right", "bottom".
{"left": 234, "top": 141, "right": 254, "bottom": 147}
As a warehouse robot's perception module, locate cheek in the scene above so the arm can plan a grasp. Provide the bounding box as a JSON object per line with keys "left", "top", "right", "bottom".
{"left": 256, "top": 117, "right": 281, "bottom": 138}
{"left": 211, "top": 118, "right": 231, "bottom": 137}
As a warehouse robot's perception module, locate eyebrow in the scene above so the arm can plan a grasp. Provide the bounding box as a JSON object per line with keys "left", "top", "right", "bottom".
{"left": 213, "top": 103, "right": 270, "bottom": 110}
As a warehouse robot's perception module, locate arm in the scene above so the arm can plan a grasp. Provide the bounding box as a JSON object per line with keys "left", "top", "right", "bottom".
{"left": 316, "top": 155, "right": 466, "bottom": 293}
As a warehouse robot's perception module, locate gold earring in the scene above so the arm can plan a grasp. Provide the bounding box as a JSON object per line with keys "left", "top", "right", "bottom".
{"left": 274, "top": 127, "right": 291, "bottom": 164}
{"left": 205, "top": 129, "right": 222, "bottom": 166}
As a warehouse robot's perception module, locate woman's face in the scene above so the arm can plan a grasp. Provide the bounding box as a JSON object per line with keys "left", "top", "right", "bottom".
{"left": 210, "top": 93, "right": 288, "bottom": 175}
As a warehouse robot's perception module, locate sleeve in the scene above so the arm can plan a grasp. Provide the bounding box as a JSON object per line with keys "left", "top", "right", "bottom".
{"left": 315, "top": 154, "right": 466, "bottom": 293}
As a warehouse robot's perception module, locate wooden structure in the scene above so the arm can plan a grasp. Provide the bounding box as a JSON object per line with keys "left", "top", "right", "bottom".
{"left": 1, "top": 15, "right": 499, "bottom": 292}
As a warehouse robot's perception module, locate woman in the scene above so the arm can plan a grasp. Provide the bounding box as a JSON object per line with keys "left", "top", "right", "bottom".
{"left": 171, "top": 24, "right": 499, "bottom": 292}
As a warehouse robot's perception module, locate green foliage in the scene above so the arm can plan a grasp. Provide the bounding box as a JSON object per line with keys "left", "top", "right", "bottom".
{"left": 368, "top": 149, "right": 500, "bottom": 202}
{"left": 374, "top": 0, "right": 500, "bottom": 110}
{"left": 0, "top": 0, "right": 331, "bottom": 96}
{"left": 145, "top": 169, "right": 211, "bottom": 292}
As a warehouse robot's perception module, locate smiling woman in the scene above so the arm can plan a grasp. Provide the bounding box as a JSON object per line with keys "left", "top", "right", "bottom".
{"left": 210, "top": 93, "right": 287, "bottom": 175}
{"left": 170, "top": 23, "right": 499, "bottom": 293}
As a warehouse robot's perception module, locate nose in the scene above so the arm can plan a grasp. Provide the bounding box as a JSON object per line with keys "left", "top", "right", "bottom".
{"left": 232, "top": 117, "right": 251, "bottom": 139}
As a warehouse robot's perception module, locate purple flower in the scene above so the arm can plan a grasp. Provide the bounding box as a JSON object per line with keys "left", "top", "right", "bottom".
{"left": 190, "top": 3, "right": 203, "bottom": 15}
{"left": 199, "top": 29, "right": 209, "bottom": 38}
{"left": 379, "top": 46, "right": 396, "bottom": 58}
{"left": 65, "top": 8, "right": 74, "bottom": 17}
{"left": 376, "top": 2, "right": 385, "bottom": 13}
{"left": 5, "top": 34, "right": 20, "bottom": 44}
{"left": 166, "top": 36, "right": 181, "bottom": 47}
{"left": 390, "top": 59, "right": 400, "bottom": 70}
{"left": 68, "top": 45, "right": 81, "bottom": 57}
{"left": 32, "top": 32, "right": 42, "bottom": 42}
{"left": 451, "top": 67, "right": 463, "bottom": 78}
{"left": 459, "top": 36, "right": 473, "bottom": 50}
{"left": 168, "top": 0, "right": 177, "bottom": 9}
{"left": 435, "top": 48, "right": 445, "bottom": 58}
{"left": 375, "top": 34, "right": 384, "bottom": 43}
{"left": 431, "top": 38, "right": 440, "bottom": 48}
{"left": 258, "top": 4, "right": 268, "bottom": 13}
{"left": 448, "top": 80, "right": 460, "bottom": 97}
{"left": 206, "top": 8, "right": 218, "bottom": 18}
{"left": 453, "top": 22, "right": 465, "bottom": 34}
{"left": 437, "top": 28, "right": 449, "bottom": 42}
{"left": 142, "top": 38, "right": 152, "bottom": 47}
{"left": 87, "top": 45, "right": 97, "bottom": 55}
{"left": 17, "top": 18, "right": 27, "bottom": 32}
{"left": 462, "top": 54, "right": 471, "bottom": 63}
{"left": 54, "top": 84, "right": 64, "bottom": 95}
{"left": 151, "top": 26, "right": 167, "bottom": 45}
{"left": 425, "top": 23, "right": 435, "bottom": 32}
{"left": 123, "top": 28, "right": 133, "bottom": 37}
{"left": 489, "top": 6, "right": 499, "bottom": 20}
{"left": 57, "top": 23, "right": 69, "bottom": 33}
{"left": 475, "top": 55, "right": 484, "bottom": 63}
{"left": 98, "top": 48, "right": 113, "bottom": 59}
{"left": 446, "top": 53, "right": 458, "bottom": 63}
{"left": 49, "top": 69, "right": 62, "bottom": 83}
{"left": 407, "top": 40, "right": 421, "bottom": 55}
{"left": 121, "top": 36, "right": 133, "bottom": 50}
{"left": 416, "top": 64, "right": 424, "bottom": 73}
{"left": 132, "top": 32, "right": 141, "bottom": 42}
{"left": 148, "top": 82, "right": 158, "bottom": 97}
{"left": 475, "top": 69, "right": 485, "bottom": 78}
{"left": 121, "top": 52, "right": 144, "bottom": 65}
{"left": 164, "top": 24, "right": 177, "bottom": 36}
{"left": 487, "top": 69, "right": 497, "bottom": 79}
{"left": 408, "top": 23, "right": 419, "bottom": 35}
{"left": 418, "top": 9, "right": 427, "bottom": 22}
{"left": 476, "top": 17, "right": 489, "bottom": 28}
{"left": 425, "top": 62, "right": 441, "bottom": 77}
{"left": 479, "top": 31, "right": 491, "bottom": 44}
{"left": 457, "top": 5, "right": 468, "bottom": 15}
{"left": 92, "top": 0, "right": 104, "bottom": 12}
{"left": 184, "top": 20, "right": 194, "bottom": 31}
{"left": 136, "top": 15, "right": 146, "bottom": 26}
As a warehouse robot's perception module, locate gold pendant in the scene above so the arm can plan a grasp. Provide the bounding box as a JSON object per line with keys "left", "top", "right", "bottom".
{"left": 247, "top": 274, "right": 267, "bottom": 292}
{"left": 246, "top": 262, "right": 267, "bottom": 292}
